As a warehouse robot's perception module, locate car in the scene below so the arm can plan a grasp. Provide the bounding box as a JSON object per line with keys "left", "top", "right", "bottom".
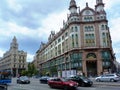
{"left": 17, "top": 76, "right": 30, "bottom": 84}
{"left": 95, "top": 73, "right": 120, "bottom": 82}
{"left": 48, "top": 77, "right": 78, "bottom": 90}
{"left": 0, "top": 85, "right": 7, "bottom": 90}
{"left": 39, "top": 76, "right": 50, "bottom": 84}
{"left": 68, "top": 75, "right": 93, "bottom": 87}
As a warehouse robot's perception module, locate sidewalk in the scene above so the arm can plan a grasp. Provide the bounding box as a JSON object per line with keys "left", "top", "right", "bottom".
{"left": 90, "top": 78, "right": 120, "bottom": 87}
{"left": 93, "top": 82, "right": 120, "bottom": 87}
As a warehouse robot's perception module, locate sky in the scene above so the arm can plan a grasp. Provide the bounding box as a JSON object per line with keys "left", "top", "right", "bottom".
{"left": 0, "top": 0, "right": 120, "bottom": 63}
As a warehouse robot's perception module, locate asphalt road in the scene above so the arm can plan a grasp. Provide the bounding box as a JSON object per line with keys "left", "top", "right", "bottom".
{"left": 7, "top": 78, "right": 120, "bottom": 90}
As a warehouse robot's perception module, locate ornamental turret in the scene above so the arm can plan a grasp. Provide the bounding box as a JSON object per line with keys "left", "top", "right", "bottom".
{"left": 69, "top": 0, "right": 77, "bottom": 14}
{"left": 95, "top": 0, "right": 105, "bottom": 12}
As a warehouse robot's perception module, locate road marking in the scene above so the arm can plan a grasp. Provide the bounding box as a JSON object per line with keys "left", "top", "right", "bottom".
{"left": 12, "top": 87, "right": 35, "bottom": 90}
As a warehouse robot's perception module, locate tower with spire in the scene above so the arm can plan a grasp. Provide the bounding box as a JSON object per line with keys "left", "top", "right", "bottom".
{"left": 0, "top": 36, "right": 27, "bottom": 77}
{"left": 10, "top": 36, "right": 18, "bottom": 52}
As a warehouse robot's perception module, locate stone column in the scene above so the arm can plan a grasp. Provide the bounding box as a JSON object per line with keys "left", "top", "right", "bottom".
{"left": 82, "top": 60, "right": 87, "bottom": 76}
{"left": 16, "top": 68, "right": 18, "bottom": 77}
{"left": 97, "top": 51, "right": 103, "bottom": 76}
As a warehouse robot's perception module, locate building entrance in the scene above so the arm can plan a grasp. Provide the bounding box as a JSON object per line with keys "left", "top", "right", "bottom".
{"left": 86, "top": 61, "right": 97, "bottom": 77}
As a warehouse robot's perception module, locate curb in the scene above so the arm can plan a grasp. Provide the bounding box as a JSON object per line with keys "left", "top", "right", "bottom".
{"left": 93, "top": 82, "right": 120, "bottom": 87}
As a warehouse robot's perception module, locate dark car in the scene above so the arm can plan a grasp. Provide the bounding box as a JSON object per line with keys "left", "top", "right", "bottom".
{"left": 39, "top": 76, "right": 50, "bottom": 84}
{"left": 69, "top": 75, "right": 93, "bottom": 87}
{"left": 0, "top": 85, "right": 7, "bottom": 90}
{"left": 48, "top": 77, "right": 78, "bottom": 90}
{"left": 17, "top": 76, "right": 30, "bottom": 84}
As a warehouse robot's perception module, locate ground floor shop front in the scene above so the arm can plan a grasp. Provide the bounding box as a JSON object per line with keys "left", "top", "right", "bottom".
{"left": 40, "top": 50, "right": 116, "bottom": 77}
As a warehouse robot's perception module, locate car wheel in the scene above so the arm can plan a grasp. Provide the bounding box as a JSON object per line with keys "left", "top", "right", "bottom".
{"left": 40, "top": 81, "right": 42, "bottom": 83}
{"left": 110, "top": 79, "right": 114, "bottom": 82}
{"left": 96, "top": 79, "right": 100, "bottom": 82}
{"left": 64, "top": 86, "right": 68, "bottom": 90}
{"left": 81, "top": 83, "right": 85, "bottom": 87}
{"left": 49, "top": 85, "right": 53, "bottom": 88}
{"left": 89, "top": 84, "right": 92, "bottom": 87}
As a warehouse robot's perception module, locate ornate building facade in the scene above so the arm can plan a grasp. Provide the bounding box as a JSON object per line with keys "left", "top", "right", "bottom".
{"left": 35, "top": 0, "right": 116, "bottom": 77}
{"left": 0, "top": 36, "right": 27, "bottom": 77}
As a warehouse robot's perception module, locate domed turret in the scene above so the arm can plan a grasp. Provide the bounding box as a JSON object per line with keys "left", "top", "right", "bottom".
{"left": 69, "top": 0, "right": 77, "bottom": 14}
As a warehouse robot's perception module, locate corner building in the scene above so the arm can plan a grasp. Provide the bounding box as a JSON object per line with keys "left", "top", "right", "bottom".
{"left": 0, "top": 36, "right": 27, "bottom": 77}
{"left": 37, "top": 0, "right": 116, "bottom": 77}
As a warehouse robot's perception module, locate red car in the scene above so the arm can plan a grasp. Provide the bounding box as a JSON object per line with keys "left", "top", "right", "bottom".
{"left": 48, "top": 77, "right": 78, "bottom": 90}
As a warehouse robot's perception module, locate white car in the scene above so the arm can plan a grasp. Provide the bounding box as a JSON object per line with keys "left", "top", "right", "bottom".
{"left": 95, "top": 74, "right": 120, "bottom": 82}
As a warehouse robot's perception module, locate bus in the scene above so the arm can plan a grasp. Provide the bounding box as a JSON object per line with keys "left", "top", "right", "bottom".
{"left": 0, "top": 70, "right": 12, "bottom": 84}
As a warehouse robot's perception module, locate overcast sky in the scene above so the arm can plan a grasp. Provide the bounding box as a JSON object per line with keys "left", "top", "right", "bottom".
{"left": 0, "top": 0, "right": 120, "bottom": 62}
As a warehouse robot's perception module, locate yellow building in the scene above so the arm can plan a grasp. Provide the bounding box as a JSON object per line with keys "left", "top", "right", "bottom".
{"left": 35, "top": 0, "right": 116, "bottom": 77}
{"left": 0, "top": 36, "right": 27, "bottom": 77}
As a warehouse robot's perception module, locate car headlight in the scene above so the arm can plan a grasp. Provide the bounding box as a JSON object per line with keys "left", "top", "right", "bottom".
{"left": 84, "top": 80, "right": 88, "bottom": 83}
{"left": 69, "top": 83, "right": 74, "bottom": 86}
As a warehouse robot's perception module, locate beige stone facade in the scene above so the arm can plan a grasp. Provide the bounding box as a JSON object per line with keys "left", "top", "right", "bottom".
{"left": 0, "top": 36, "right": 27, "bottom": 77}
{"left": 34, "top": 0, "right": 116, "bottom": 77}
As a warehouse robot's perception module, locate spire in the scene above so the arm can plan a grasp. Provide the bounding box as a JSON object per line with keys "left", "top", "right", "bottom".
{"left": 13, "top": 36, "right": 17, "bottom": 43}
{"left": 69, "top": 0, "right": 77, "bottom": 14}
{"left": 10, "top": 36, "right": 18, "bottom": 51}
{"left": 86, "top": 2, "right": 88, "bottom": 7}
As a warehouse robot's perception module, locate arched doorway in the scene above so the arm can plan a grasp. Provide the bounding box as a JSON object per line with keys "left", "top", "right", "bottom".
{"left": 86, "top": 61, "right": 97, "bottom": 77}
{"left": 86, "top": 53, "right": 97, "bottom": 77}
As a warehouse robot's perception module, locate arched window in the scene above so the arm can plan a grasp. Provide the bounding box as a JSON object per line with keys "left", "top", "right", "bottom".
{"left": 84, "top": 17, "right": 87, "bottom": 21}
{"left": 71, "top": 27, "right": 74, "bottom": 32}
{"left": 101, "top": 25, "right": 104, "bottom": 30}
{"left": 86, "top": 53, "right": 96, "bottom": 59}
{"left": 75, "top": 26, "right": 78, "bottom": 32}
{"left": 88, "top": 26, "right": 91, "bottom": 31}
{"left": 102, "top": 32, "right": 105, "bottom": 37}
{"left": 91, "top": 26, "right": 94, "bottom": 31}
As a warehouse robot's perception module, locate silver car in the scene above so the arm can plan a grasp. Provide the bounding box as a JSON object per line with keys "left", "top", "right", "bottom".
{"left": 95, "top": 74, "right": 120, "bottom": 82}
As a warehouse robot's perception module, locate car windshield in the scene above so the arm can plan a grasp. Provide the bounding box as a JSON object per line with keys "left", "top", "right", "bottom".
{"left": 61, "top": 78, "right": 71, "bottom": 82}
{"left": 20, "top": 76, "right": 28, "bottom": 80}
{"left": 78, "top": 76, "right": 88, "bottom": 80}
{"left": 81, "top": 76, "right": 87, "bottom": 79}
{"left": 41, "top": 76, "right": 49, "bottom": 79}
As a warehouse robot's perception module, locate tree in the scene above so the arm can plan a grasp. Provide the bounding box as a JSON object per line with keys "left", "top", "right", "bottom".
{"left": 21, "top": 63, "right": 39, "bottom": 77}
{"left": 50, "top": 66, "right": 57, "bottom": 77}
{"left": 21, "top": 70, "right": 28, "bottom": 76}
{"left": 27, "top": 63, "right": 38, "bottom": 77}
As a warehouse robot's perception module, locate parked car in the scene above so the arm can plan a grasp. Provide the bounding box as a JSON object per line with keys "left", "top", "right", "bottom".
{"left": 39, "top": 76, "right": 50, "bottom": 84}
{"left": 68, "top": 75, "right": 93, "bottom": 87}
{"left": 95, "top": 73, "right": 120, "bottom": 82}
{"left": 17, "top": 76, "right": 30, "bottom": 84}
{"left": 48, "top": 77, "right": 78, "bottom": 90}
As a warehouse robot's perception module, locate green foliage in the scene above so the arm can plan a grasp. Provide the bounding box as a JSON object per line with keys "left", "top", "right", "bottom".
{"left": 21, "top": 63, "right": 39, "bottom": 77}
{"left": 21, "top": 70, "right": 28, "bottom": 76}
{"left": 50, "top": 66, "right": 57, "bottom": 76}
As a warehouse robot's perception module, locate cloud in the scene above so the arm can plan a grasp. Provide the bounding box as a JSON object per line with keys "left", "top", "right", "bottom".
{"left": 7, "top": 0, "right": 23, "bottom": 13}
{"left": 27, "top": 53, "right": 34, "bottom": 62}
{"left": 0, "top": 0, "right": 120, "bottom": 63}
{"left": 41, "top": 10, "right": 68, "bottom": 34}
{"left": 0, "top": 0, "right": 68, "bottom": 29}
{"left": 0, "top": 50, "right": 4, "bottom": 58}
{"left": 110, "top": 17, "right": 120, "bottom": 43}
